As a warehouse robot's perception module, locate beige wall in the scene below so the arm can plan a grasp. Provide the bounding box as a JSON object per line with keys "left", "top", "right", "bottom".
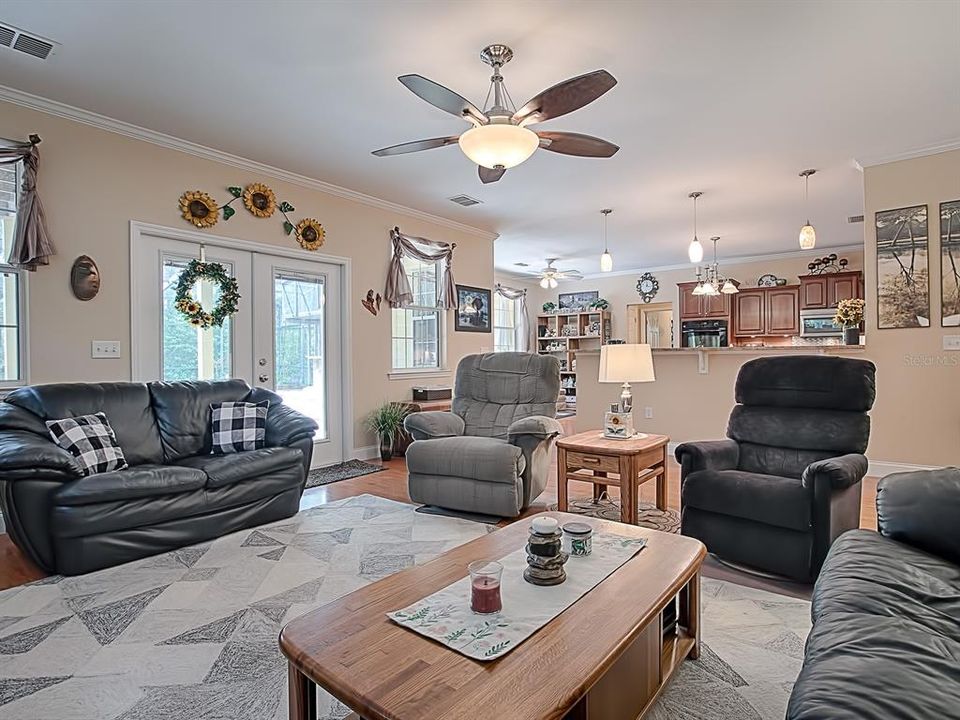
{"left": 0, "top": 101, "right": 496, "bottom": 452}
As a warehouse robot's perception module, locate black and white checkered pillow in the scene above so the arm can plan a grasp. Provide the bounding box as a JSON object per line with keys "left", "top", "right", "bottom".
{"left": 46, "top": 413, "right": 128, "bottom": 476}
{"left": 210, "top": 401, "right": 269, "bottom": 454}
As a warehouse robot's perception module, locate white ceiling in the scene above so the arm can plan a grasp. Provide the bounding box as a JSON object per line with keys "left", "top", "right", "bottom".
{"left": 1, "top": 0, "right": 958, "bottom": 276}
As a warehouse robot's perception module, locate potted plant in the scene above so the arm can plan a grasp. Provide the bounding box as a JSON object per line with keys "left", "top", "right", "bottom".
{"left": 589, "top": 298, "right": 610, "bottom": 310}
{"left": 542, "top": 301, "right": 557, "bottom": 314}
{"left": 366, "top": 402, "right": 409, "bottom": 460}
{"left": 834, "top": 298, "right": 865, "bottom": 345}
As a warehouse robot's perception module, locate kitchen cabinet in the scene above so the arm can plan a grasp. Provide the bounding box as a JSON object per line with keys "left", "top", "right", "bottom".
{"left": 799, "top": 271, "right": 862, "bottom": 310}
{"left": 733, "top": 285, "right": 800, "bottom": 337}
{"left": 678, "top": 282, "right": 732, "bottom": 319}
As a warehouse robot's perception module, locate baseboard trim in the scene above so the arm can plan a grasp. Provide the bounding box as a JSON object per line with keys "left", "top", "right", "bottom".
{"left": 351, "top": 445, "right": 380, "bottom": 461}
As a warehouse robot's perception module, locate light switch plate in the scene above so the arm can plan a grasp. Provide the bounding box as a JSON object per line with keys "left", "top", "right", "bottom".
{"left": 944, "top": 335, "right": 960, "bottom": 351}
{"left": 643, "top": 406, "right": 654, "bottom": 419}
{"left": 91, "top": 340, "right": 121, "bottom": 358}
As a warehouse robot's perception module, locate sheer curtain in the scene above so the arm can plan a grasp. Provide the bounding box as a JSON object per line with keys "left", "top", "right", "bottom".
{"left": 0, "top": 135, "right": 54, "bottom": 270}
{"left": 495, "top": 284, "right": 530, "bottom": 352}
{"left": 384, "top": 226, "right": 457, "bottom": 309}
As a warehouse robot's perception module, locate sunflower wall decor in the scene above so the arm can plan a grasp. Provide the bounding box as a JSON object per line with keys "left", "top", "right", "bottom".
{"left": 295, "top": 218, "right": 325, "bottom": 250}
{"left": 173, "top": 259, "right": 241, "bottom": 328}
{"left": 179, "top": 191, "right": 220, "bottom": 228}
{"left": 242, "top": 183, "right": 277, "bottom": 217}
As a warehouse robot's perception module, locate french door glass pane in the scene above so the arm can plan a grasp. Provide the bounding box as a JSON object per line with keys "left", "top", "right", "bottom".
{"left": 161, "top": 258, "right": 232, "bottom": 381}
{"left": 273, "top": 272, "right": 327, "bottom": 440}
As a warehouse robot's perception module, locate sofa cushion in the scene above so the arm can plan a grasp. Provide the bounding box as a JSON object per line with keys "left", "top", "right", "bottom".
{"left": 4, "top": 382, "right": 164, "bottom": 465}
{"left": 175, "top": 447, "right": 303, "bottom": 488}
{"left": 812, "top": 529, "right": 960, "bottom": 642}
{"left": 53, "top": 464, "right": 206, "bottom": 506}
{"left": 46, "top": 413, "right": 128, "bottom": 476}
{"left": 406, "top": 436, "right": 525, "bottom": 483}
{"left": 682, "top": 468, "right": 811, "bottom": 531}
{"left": 148, "top": 379, "right": 250, "bottom": 461}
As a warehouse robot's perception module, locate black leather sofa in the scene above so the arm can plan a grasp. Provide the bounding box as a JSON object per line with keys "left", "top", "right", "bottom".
{"left": 0, "top": 380, "right": 317, "bottom": 575}
{"left": 676, "top": 355, "right": 876, "bottom": 582}
{"left": 787, "top": 467, "right": 960, "bottom": 719}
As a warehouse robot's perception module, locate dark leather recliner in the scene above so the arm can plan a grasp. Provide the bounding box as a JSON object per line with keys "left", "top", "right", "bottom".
{"left": 675, "top": 355, "right": 876, "bottom": 582}
{"left": 0, "top": 379, "right": 317, "bottom": 575}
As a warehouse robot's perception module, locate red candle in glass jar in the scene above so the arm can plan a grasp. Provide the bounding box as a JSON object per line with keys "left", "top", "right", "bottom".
{"left": 468, "top": 561, "right": 503, "bottom": 614}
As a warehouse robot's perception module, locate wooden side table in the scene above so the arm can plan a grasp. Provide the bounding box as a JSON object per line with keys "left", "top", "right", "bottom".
{"left": 556, "top": 430, "right": 670, "bottom": 525}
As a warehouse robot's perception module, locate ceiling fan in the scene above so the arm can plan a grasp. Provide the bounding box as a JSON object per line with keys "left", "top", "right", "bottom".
{"left": 532, "top": 259, "right": 584, "bottom": 288}
{"left": 372, "top": 44, "right": 619, "bottom": 184}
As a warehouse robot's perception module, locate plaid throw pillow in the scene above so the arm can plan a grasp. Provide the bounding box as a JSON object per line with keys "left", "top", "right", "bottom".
{"left": 210, "top": 401, "right": 268, "bottom": 454}
{"left": 46, "top": 413, "right": 128, "bottom": 476}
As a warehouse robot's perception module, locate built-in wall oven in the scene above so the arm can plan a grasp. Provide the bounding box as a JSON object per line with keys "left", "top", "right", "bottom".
{"left": 800, "top": 309, "right": 843, "bottom": 338}
{"left": 680, "top": 319, "right": 729, "bottom": 348}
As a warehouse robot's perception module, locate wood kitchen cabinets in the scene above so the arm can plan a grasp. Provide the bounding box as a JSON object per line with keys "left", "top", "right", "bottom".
{"left": 733, "top": 285, "right": 800, "bottom": 337}
{"left": 799, "top": 271, "right": 863, "bottom": 310}
{"left": 678, "top": 282, "right": 731, "bottom": 319}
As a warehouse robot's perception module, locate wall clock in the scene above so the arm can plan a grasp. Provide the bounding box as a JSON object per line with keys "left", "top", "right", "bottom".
{"left": 636, "top": 272, "right": 659, "bottom": 303}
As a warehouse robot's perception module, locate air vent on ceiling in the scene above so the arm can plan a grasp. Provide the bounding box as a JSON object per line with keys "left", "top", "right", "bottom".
{"left": 848, "top": 215, "right": 864, "bottom": 224}
{"left": 0, "top": 23, "right": 56, "bottom": 60}
{"left": 448, "top": 194, "right": 481, "bottom": 207}
{"left": 514, "top": 262, "right": 529, "bottom": 267}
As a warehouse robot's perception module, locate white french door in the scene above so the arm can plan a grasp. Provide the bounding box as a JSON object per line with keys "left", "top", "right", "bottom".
{"left": 132, "top": 230, "right": 345, "bottom": 467}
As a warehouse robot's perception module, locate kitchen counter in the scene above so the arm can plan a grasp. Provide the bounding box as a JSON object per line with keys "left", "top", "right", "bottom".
{"left": 652, "top": 345, "right": 865, "bottom": 354}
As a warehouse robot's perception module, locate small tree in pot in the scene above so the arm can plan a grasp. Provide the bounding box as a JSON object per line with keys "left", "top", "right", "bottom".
{"left": 366, "top": 402, "right": 410, "bottom": 461}
{"left": 834, "top": 298, "right": 865, "bottom": 345}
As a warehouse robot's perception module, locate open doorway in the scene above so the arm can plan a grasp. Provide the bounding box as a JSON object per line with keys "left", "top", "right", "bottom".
{"left": 627, "top": 302, "right": 674, "bottom": 348}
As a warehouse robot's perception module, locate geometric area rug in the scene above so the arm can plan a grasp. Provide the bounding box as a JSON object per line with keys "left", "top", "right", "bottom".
{"left": 0, "top": 494, "right": 808, "bottom": 720}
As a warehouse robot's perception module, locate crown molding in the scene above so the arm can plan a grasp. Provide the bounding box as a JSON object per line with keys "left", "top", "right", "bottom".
{"left": 0, "top": 84, "right": 499, "bottom": 241}
{"left": 496, "top": 242, "right": 865, "bottom": 284}
{"left": 853, "top": 139, "right": 960, "bottom": 171}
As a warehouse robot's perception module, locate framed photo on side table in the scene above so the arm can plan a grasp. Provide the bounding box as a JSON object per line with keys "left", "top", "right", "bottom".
{"left": 455, "top": 285, "right": 492, "bottom": 332}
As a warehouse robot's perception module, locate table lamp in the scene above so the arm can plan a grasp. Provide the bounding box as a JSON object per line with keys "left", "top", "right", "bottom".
{"left": 598, "top": 343, "right": 656, "bottom": 439}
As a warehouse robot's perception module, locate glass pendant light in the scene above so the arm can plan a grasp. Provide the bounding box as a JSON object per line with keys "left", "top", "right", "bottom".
{"left": 599, "top": 208, "right": 614, "bottom": 272}
{"left": 798, "top": 169, "right": 817, "bottom": 250}
{"left": 721, "top": 279, "right": 739, "bottom": 294}
{"left": 687, "top": 191, "right": 704, "bottom": 263}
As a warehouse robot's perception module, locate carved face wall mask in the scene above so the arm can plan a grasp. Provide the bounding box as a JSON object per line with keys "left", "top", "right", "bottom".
{"left": 71, "top": 255, "right": 101, "bottom": 301}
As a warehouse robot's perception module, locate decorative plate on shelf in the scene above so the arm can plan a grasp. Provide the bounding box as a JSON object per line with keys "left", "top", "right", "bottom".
{"left": 636, "top": 272, "right": 659, "bottom": 303}
{"left": 757, "top": 273, "right": 779, "bottom": 287}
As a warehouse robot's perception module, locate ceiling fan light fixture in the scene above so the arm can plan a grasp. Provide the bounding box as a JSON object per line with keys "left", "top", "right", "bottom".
{"left": 549, "top": 277, "right": 558, "bottom": 289}
{"left": 539, "top": 277, "right": 550, "bottom": 289}
{"left": 458, "top": 123, "right": 539, "bottom": 170}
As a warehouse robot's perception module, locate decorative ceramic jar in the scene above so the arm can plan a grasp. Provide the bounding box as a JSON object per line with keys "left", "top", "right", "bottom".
{"left": 562, "top": 522, "right": 593, "bottom": 557}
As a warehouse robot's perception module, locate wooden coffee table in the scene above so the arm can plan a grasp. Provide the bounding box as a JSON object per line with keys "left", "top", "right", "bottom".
{"left": 557, "top": 430, "right": 670, "bottom": 524}
{"left": 280, "top": 511, "right": 704, "bottom": 720}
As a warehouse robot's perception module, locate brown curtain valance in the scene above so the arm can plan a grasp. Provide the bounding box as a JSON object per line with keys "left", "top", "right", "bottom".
{"left": 0, "top": 134, "right": 54, "bottom": 271}
{"left": 385, "top": 226, "right": 458, "bottom": 309}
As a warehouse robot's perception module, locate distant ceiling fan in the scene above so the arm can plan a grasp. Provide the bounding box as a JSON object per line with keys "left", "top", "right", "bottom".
{"left": 531, "top": 259, "right": 584, "bottom": 288}
{"left": 372, "top": 44, "right": 620, "bottom": 184}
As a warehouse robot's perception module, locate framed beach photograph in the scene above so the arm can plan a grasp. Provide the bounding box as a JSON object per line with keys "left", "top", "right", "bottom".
{"left": 558, "top": 290, "right": 599, "bottom": 312}
{"left": 454, "top": 285, "right": 491, "bottom": 332}
{"left": 875, "top": 204, "right": 930, "bottom": 329}
{"left": 941, "top": 200, "right": 960, "bottom": 327}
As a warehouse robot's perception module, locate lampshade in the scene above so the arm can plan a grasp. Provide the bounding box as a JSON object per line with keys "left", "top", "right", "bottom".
{"left": 799, "top": 223, "right": 817, "bottom": 250}
{"left": 458, "top": 124, "right": 539, "bottom": 169}
{"left": 598, "top": 344, "right": 655, "bottom": 383}
{"left": 721, "top": 279, "right": 739, "bottom": 294}
{"left": 688, "top": 238, "right": 704, "bottom": 263}
{"left": 600, "top": 250, "right": 613, "bottom": 272}
{"left": 548, "top": 277, "right": 558, "bottom": 289}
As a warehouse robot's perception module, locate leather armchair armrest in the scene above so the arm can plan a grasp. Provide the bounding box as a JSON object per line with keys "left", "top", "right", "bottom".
{"left": 508, "top": 416, "right": 563, "bottom": 441}
{"left": 0, "top": 430, "right": 83, "bottom": 481}
{"left": 876, "top": 467, "right": 960, "bottom": 565}
{"left": 675, "top": 439, "right": 739, "bottom": 475}
{"left": 244, "top": 387, "right": 319, "bottom": 446}
{"left": 404, "top": 412, "right": 464, "bottom": 441}
{"left": 801, "top": 453, "right": 868, "bottom": 492}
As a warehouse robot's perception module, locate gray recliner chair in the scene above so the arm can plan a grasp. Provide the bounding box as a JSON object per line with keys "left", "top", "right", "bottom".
{"left": 404, "top": 352, "right": 563, "bottom": 518}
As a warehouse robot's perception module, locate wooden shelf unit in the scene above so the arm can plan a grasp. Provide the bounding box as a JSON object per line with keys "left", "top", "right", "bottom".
{"left": 536, "top": 311, "right": 611, "bottom": 397}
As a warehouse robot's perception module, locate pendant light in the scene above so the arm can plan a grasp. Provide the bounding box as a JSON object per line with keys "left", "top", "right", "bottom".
{"left": 687, "top": 192, "right": 704, "bottom": 263}
{"left": 599, "top": 208, "right": 614, "bottom": 272}
{"left": 798, "top": 169, "right": 817, "bottom": 250}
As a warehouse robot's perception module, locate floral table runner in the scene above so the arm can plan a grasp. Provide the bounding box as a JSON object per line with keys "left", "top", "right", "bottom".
{"left": 387, "top": 531, "right": 647, "bottom": 661}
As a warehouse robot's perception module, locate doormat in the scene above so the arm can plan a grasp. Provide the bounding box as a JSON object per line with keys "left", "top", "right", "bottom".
{"left": 304, "top": 459, "right": 386, "bottom": 489}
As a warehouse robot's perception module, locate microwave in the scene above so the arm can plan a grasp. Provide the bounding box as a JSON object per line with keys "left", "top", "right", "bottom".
{"left": 800, "top": 309, "right": 842, "bottom": 337}
{"left": 681, "top": 319, "right": 729, "bottom": 348}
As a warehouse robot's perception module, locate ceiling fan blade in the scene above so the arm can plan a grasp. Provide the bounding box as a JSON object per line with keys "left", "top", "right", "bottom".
{"left": 372, "top": 136, "right": 460, "bottom": 157}
{"left": 479, "top": 165, "right": 506, "bottom": 184}
{"left": 513, "top": 70, "right": 617, "bottom": 125}
{"left": 398, "top": 74, "right": 486, "bottom": 124}
{"left": 537, "top": 131, "right": 619, "bottom": 158}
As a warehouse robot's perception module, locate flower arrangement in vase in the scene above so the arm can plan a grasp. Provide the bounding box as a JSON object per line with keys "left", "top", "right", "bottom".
{"left": 834, "top": 298, "right": 865, "bottom": 345}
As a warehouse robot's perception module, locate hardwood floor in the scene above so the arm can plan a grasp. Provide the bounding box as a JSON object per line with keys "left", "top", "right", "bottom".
{"left": 0, "top": 417, "right": 880, "bottom": 596}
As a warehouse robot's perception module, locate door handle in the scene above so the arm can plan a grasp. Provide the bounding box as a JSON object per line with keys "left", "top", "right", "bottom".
{"left": 259, "top": 374, "right": 269, "bottom": 383}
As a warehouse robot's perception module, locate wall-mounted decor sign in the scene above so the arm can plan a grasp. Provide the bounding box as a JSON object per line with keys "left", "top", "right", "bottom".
{"left": 455, "top": 285, "right": 491, "bottom": 332}
{"left": 941, "top": 200, "right": 960, "bottom": 327}
{"left": 875, "top": 204, "right": 929, "bottom": 329}
{"left": 558, "top": 290, "right": 599, "bottom": 311}
{"left": 70, "top": 255, "right": 101, "bottom": 301}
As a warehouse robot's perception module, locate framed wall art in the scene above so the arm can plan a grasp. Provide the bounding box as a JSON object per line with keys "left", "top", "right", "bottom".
{"left": 557, "top": 290, "right": 599, "bottom": 312}
{"left": 875, "top": 204, "right": 929, "bottom": 329}
{"left": 941, "top": 200, "right": 960, "bottom": 327}
{"left": 455, "top": 285, "right": 491, "bottom": 332}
